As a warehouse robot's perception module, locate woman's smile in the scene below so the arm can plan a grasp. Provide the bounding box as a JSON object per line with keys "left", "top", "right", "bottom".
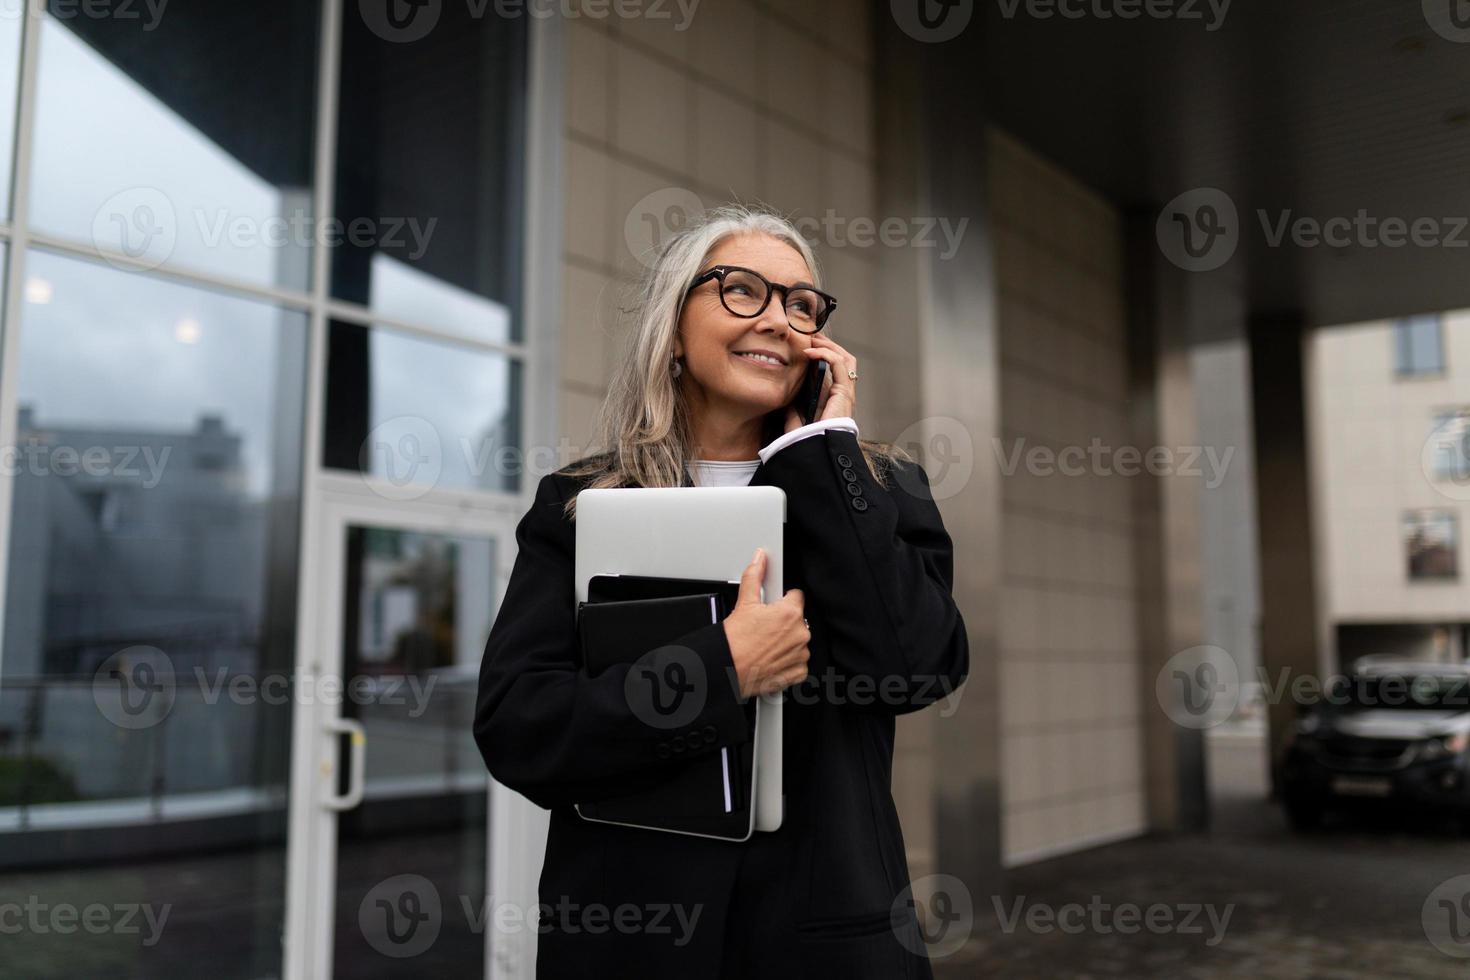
{"left": 730, "top": 349, "right": 789, "bottom": 372}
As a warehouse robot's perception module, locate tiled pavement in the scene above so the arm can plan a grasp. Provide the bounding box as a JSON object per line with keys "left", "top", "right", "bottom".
{"left": 935, "top": 731, "right": 1470, "bottom": 978}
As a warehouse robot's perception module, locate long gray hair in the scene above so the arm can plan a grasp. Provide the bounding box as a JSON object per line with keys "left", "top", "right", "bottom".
{"left": 558, "top": 203, "right": 912, "bottom": 519}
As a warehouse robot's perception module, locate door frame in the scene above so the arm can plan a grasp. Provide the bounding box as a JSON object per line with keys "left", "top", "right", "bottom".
{"left": 283, "top": 472, "right": 544, "bottom": 980}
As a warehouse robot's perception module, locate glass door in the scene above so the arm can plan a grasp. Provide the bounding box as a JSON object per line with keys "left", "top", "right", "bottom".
{"left": 286, "top": 487, "right": 538, "bottom": 979}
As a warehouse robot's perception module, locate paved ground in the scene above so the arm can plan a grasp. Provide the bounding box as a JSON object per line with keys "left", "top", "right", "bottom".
{"left": 936, "top": 729, "right": 1470, "bottom": 978}
{"left": 10, "top": 729, "right": 1470, "bottom": 977}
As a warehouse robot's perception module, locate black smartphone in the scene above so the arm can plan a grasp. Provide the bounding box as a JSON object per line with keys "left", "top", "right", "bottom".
{"left": 796, "top": 359, "right": 829, "bottom": 426}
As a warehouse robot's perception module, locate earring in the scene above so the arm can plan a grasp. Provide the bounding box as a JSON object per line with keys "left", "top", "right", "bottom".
{"left": 670, "top": 354, "right": 682, "bottom": 379}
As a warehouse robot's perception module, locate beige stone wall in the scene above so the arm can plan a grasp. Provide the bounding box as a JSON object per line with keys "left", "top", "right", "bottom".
{"left": 555, "top": 1, "right": 938, "bottom": 873}
{"left": 988, "top": 129, "right": 1148, "bottom": 865}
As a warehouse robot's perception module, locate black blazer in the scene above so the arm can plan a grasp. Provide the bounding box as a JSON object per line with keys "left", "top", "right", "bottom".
{"left": 474, "top": 428, "right": 969, "bottom": 979}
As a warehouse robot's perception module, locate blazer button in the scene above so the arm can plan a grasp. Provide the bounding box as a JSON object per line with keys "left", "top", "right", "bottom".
{"left": 846, "top": 482, "right": 863, "bottom": 497}
{"left": 836, "top": 453, "right": 853, "bottom": 468}
{"left": 671, "top": 735, "right": 687, "bottom": 754}
{"left": 656, "top": 742, "right": 671, "bottom": 760}
{"left": 841, "top": 467, "right": 858, "bottom": 482}
{"left": 852, "top": 497, "right": 869, "bottom": 511}
{"left": 702, "top": 724, "right": 717, "bottom": 740}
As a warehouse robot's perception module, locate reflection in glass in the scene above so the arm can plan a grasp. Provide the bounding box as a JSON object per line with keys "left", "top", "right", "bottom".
{"left": 0, "top": 247, "right": 308, "bottom": 978}
{"left": 333, "top": 525, "right": 495, "bottom": 978}
{"left": 324, "top": 320, "right": 523, "bottom": 495}
{"left": 333, "top": 4, "right": 526, "bottom": 342}
{"left": 29, "top": 4, "right": 319, "bottom": 289}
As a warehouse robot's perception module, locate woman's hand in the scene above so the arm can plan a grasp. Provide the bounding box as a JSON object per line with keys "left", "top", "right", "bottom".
{"left": 722, "top": 548, "right": 810, "bottom": 698}
{"left": 783, "top": 333, "right": 859, "bottom": 434}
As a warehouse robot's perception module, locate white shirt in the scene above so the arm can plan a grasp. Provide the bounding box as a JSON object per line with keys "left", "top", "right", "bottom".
{"left": 686, "top": 417, "right": 858, "bottom": 487}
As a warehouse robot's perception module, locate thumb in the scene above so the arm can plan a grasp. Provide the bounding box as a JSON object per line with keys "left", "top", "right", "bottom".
{"left": 735, "top": 548, "right": 766, "bottom": 608}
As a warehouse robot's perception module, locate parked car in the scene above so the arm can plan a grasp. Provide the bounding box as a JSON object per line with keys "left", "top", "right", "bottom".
{"left": 1279, "top": 658, "right": 1470, "bottom": 830}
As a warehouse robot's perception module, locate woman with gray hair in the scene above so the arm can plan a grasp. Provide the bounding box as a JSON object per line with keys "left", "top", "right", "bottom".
{"left": 475, "top": 203, "right": 969, "bottom": 978}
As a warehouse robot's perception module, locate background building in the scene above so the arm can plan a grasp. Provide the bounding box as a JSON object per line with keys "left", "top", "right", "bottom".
{"left": 1309, "top": 312, "right": 1470, "bottom": 666}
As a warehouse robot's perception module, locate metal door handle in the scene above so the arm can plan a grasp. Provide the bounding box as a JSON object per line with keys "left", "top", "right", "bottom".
{"left": 323, "top": 717, "right": 367, "bottom": 812}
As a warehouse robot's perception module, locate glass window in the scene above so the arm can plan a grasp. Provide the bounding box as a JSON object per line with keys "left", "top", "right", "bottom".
{"left": 0, "top": 12, "right": 22, "bottom": 219}
{"left": 323, "top": 320, "right": 523, "bottom": 495}
{"left": 0, "top": 247, "right": 308, "bottom": 978}
{"left": 28, "top": 3, "right": 319, "bottom": 290}
{"left": 1393, "top": 314, "right": 1445, "bottom": 376}
{"left": 331, "top": 2, "right": 527, "bottom": 343}
{"left": 1405, "top": 510, "right": 1458, "bottom": 580}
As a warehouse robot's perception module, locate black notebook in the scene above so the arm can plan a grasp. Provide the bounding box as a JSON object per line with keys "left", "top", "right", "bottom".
{"left": 573, "top": 578, "right": 758, "bottom": 840}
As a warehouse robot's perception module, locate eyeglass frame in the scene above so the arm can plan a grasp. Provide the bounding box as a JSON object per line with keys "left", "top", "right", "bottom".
{"left": 684, "top": 264, "right": 838, "bottom": 334}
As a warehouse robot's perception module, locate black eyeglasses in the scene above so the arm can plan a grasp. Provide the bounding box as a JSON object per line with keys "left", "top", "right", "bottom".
{"left": 685, "top": 265, "right": 837, "bottom": 334}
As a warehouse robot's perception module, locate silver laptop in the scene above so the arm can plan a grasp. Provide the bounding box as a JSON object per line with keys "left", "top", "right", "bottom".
{"left": 575, "top": 486, "right": 786, "bottom": 834}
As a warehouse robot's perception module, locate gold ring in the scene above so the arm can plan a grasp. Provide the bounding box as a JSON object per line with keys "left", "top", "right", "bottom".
{"left": 847, "top": 368, "right": 858, "bottom": 380}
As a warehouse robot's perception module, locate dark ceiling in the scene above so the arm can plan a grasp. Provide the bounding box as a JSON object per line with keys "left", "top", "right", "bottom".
{"left": 976, "top": 0, "right": 1470, "bottom": 328}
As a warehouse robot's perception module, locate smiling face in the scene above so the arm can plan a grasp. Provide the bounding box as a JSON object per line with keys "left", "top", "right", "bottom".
{"left": 673, "top": 232, "right": 817, "bottom": 422}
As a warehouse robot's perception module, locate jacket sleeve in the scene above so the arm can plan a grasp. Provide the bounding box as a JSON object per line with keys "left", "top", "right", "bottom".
{"left": 473, "top": 472, "right": 752, "bottom": 810}
{"left": 758, "top": 428, "right": 969, "bottom": 715}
